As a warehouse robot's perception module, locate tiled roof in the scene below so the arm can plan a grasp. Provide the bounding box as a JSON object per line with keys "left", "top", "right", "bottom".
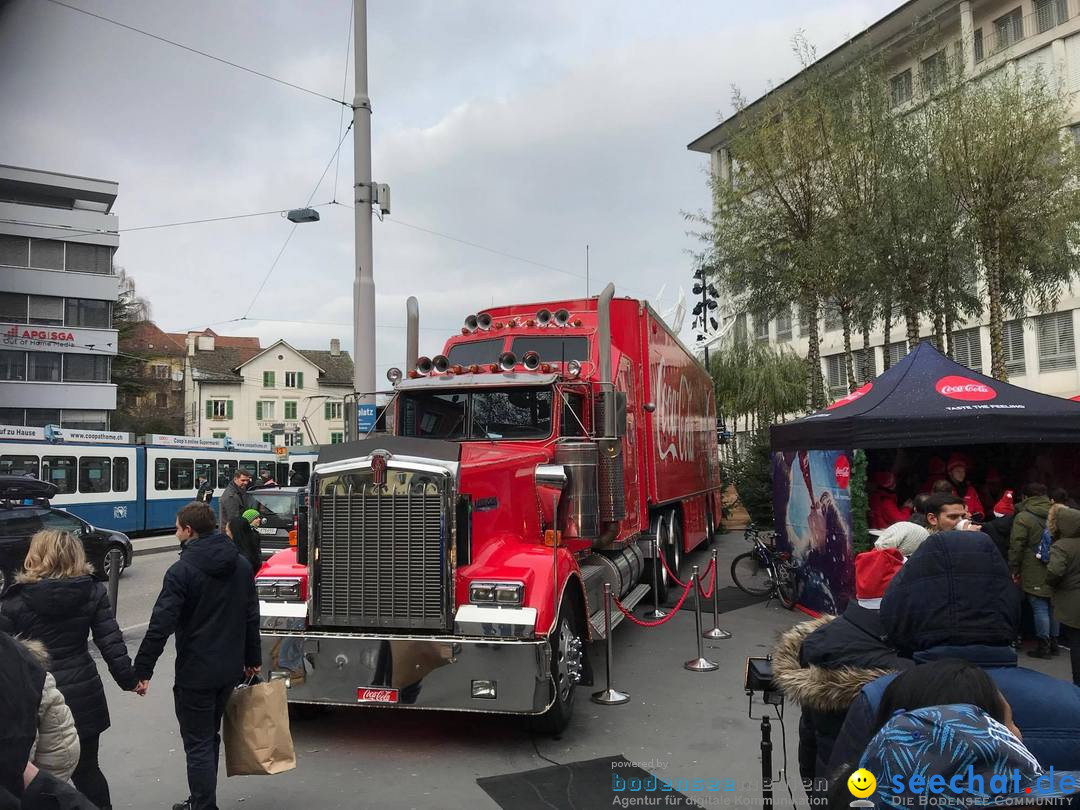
{"left": 165, "top": 328, "right": 261, "bottom": 350}
{"left": 189, "top": 346, "right": 262, "bottom": 382}
{"left": 121, "top": 321, "right": 186, "bottom": 355}
{"left": 298, "top": 350, "right": 354, "bottom": 386}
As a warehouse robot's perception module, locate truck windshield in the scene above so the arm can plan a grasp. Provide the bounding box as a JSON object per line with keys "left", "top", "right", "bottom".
{"left": 447, "top": 338, "right": 503, "bottom": 367}
{"left": 400, "top": 388, "right": 553, "bottom": 441}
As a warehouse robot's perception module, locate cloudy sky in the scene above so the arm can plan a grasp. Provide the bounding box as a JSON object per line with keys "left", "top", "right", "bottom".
{"left": 0, "top": 0, "right": 898, "bottom": 381}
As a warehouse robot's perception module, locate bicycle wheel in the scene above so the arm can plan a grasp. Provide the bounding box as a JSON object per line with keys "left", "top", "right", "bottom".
{"left": 775, "top": 562, "right": 800, "bottom": 610}
{"left": 731, "top": 552, "right": 772, "bottom": 596}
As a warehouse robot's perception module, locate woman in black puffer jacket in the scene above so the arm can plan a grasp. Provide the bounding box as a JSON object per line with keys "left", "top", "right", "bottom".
{"left": 0, "top": 530, "right": 139, "bottom": 810}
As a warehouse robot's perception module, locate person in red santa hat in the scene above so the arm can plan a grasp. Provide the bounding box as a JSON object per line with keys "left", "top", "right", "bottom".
{"left": 869, "top": 471, "right": 912, "bottom": 530}
{"left": 946, "top": 452, "right": 985, "bottom": 520}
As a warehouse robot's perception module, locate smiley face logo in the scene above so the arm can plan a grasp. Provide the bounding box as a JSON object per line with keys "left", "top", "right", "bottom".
{"left": 847, "top": 768, "right": 877, "bottom": 798}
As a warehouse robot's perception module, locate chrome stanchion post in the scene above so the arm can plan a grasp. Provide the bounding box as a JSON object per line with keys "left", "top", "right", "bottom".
{"left": 644, "top": 534, "right": 667, "bottom": 620}
{"left": 684, "top": 565, "right": 719, "bottom": 672}
{"left": 591, "top": 583, "right": 630, "bottom": 705}
{"left": 703, "top": 549, "right": 732, "bottom": 640}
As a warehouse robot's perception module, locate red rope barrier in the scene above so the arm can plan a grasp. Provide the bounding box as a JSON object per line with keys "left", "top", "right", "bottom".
{"left": 613, "top": 578, "right": 694, "bottom": 627}
{"left": 697, "top": 559, "right": 717, "bottom": 600}
{"left": 659, "top": 545, "right": 687, "bottom": 588}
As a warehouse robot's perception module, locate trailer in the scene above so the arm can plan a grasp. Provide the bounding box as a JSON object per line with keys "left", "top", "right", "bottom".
{"left": 256, "top": 284, "right": 723, "bottom": 732}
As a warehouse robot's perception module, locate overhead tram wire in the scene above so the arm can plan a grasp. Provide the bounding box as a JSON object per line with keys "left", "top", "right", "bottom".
{"left": 331, "top": 2, "right": 355, "bottom": 204}
{"left": 42, "top": 0, "right": 350, "bottom": 108}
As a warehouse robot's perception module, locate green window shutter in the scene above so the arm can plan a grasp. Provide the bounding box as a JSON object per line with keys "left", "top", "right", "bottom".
{"left": 226, "top": 400, "right": 233, "bottom": 419}
{"left": 297, "top": 371, "right": 304, "bottom": 389}
{"left": 256, "top": 401, "right": 263, "bottom": 420}
{"left": 205, "top": 400, "right": 213, "bottom": 418}
{"left": 324, "top": 402, "right": 331, "bottom": 419}
{"left": 263, "top": 371, "right": 275, "bottom": 387}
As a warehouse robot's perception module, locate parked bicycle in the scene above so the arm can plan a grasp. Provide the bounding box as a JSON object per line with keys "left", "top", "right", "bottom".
{"left": 730, "top": 525, "right": 800, "bottom": 609}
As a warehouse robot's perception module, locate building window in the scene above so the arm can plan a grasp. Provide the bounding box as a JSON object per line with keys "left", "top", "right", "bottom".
{"left": 775, "top": 308, "right": 793, "bottom": 341}
{"left": 63, "top": 354, "right": 110, "bottom": 382}
{"left": 824, "top": 354, "right": 848, "bottom": 398}
{"left": 25, "top": 409, "right": 60, "bottom": 427}
{"left": 994, "top": 8, "right": 1024, "bottom": 51}
{"left": 64, "top": 298, "right": 110, "bottom": 328}
{"left": 1036, "top": 0, "right": 1068, "bottom": 34}
{"left": 0, "top": 351, "right": 26, "bottom": 381}
{"left": 852, "top": 348, "right": 876, "bottom": 380}
{"left": 212, "top": 432, "right": 227, "bottom": 439}
{"left": 61, "top": 410, "right": 108, "bottom": 429}
{"left": 920, "top": 50, "right": 946, "bottom": 95}
{"left": 263, "top": 370, "right": 275, "bottom": 388}
{"left": 733, "top": 313, "right": 748, "bottom": 343}
{"left": 974, "top": 28, "right": 984, "bottom": 62}
{"left": 151, "top": 364, "right": 170, "bottom": 379}
{"left": 1037, "top": 311, "right": 1075, "bottom": 372}
{"left": 28, "top": 296, "right": 64, "bottom": 326}
{"left": 330, "top": 432, "right": 344, "bottom": 444}
{"left": 207, "top": 399, "right": 231, "bottom": 420}
{"left": 0, "top": 292, "right": 28, "bottom": 323}
{"left": 256, "top": 400, "right": 276, "bottom": 420}
{"left": 888, "top": 341, "right": 909, "bottom": 367}
{"left": 753, "top": 316, "right": 770, "bottom": 342}
{"left": 890, "top": 69, "right": 913, "bottom": 106}
{"left": 1003, "top": 319, "right": 1026, "bottom": 377}
{"left": 823, "top": 300, "right": 842, "bottom": 332}
{"left": 324, "top": 401, "right": 343, "bottom": 420}
{"left": 64, "top": 243, "right": 113, "bottom": 274}
{"left": 29, "top": 240, "right": 64, "bottom": 271}
{"left": 27, "top": 352, "right": 61, "bottom": 382}
{"left": 950, "top": 327, "right": 983, "bottom": 373}
{"left": 0, "top": 235, "right": 29, "bottom": 268}
{"left": 284, "top": 401, "right": 297, "bottom": 420}
{"left": 155, "top": 392, "right": 168, "bottom": 408}
{"left": 0, "top": 408, "right": 25, "bottom": 425}
{"left": 262, "top": 432, "right": 273, "bottom": 444}
{"left": 284, "top": 371, "right": 303, "bottom": 389}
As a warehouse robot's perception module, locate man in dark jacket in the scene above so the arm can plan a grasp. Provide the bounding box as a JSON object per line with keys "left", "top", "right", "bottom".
{"left": 1010, "top": 482, "right": 1057, "bottom": 658}
{"left": 217, "top": 469, "right": 251, "bottom": 528}
{"left": 773, "top": 548, "right": 911, "bottom": 791}
{"left": 134, "top": 502, "right": 261, "bottom": 810}
{"left": 827, "top": 531, "right": 1080, "bottom": 780}
{"left": 195, "top": 476, "right": 213, "bottom": 505}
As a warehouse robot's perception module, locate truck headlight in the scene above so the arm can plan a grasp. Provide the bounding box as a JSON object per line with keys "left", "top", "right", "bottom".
{"left": 256, "top": 577, "right": 303, "bottom": 601}
{"left": 470, "top": 581, "right": 524, "bottom": 606}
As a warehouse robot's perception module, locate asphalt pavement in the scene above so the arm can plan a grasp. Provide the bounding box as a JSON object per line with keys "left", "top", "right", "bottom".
{"left": 95, "top": 533, "right": 1075, "bottom": 810}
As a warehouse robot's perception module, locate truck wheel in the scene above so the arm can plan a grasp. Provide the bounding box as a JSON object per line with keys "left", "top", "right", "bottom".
{"left": 665, "top": 510, "right": 683, "bottom": 592}
{"left": 531, "top": 596, "right": 583, "bottom": 735}
{"left": 643, "top": 511, "right": 669, "bottom": 603}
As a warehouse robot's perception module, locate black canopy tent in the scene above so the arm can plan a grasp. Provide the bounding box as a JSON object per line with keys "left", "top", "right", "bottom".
{"left": 771, "top": 341, "right": 1080, "bottom": 452}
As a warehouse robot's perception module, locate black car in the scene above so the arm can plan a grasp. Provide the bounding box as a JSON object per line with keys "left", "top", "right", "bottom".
{"left": 0, "top": 476, "right": 133, "bottom": 593}
{"left": 246, "top": 485, "right": 305, "bottom": 559}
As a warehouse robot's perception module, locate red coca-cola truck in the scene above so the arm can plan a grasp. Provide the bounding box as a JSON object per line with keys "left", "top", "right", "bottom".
{"left": 256, "top": 283, "right": 723, "bottom": 732}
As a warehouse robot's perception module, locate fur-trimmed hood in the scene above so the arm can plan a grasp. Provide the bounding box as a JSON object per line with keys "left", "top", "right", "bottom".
{"left": 19, "top": 637, "right": 50, "bottom": 669}
{"left": 771, "top": 615, "right": 899, "bottom": 713}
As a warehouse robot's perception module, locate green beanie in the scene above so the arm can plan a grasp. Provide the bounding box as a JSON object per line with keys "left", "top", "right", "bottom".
{"left": 242, "top": 509, "right": 261, "bottom": 523}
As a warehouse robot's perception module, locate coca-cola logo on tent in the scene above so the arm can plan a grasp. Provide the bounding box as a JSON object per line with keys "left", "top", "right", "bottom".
{"left": 834, "top": 454, "right": 851, "bottom": 489}
{"left": 935, "top": 375, "right": 997, "bottom": 401}
{"left": 826, "top": 382, "right": 873, "bottom": 411}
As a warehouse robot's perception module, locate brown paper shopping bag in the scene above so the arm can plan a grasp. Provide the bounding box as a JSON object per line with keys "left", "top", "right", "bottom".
{"left": 223, "top": 679, "right": 296, "bottom": 776}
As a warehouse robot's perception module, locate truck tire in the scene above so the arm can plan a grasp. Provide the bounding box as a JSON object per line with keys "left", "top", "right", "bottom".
{"left": 531, "top": 595, "right": 583, "bottom": 735}
{"left": 642, "top": 510, "right": 680, "bottom": 604}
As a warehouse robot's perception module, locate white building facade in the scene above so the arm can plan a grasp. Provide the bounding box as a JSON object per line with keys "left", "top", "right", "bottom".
{"left": 689, "top": 0, "right": 1080, "bottom": 400}
{"left": 185, "top": 336, "right": 352, "bottom": 445}
{"left": 0, "top": 165, "right": 120, "bottom": 429}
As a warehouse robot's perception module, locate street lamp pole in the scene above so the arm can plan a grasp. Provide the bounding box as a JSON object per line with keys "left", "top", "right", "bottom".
{"left": 352, "top": 0, "right": 376, "bottom": 407}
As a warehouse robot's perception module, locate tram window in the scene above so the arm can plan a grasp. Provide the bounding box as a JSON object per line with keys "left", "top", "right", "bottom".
{"left": 113, "top": 457, "right": 129, "bottom": 492}
{"left": 154, "top": 459, "right": 169, "bottom": 490}
{"left": 170, "top": 458, "right": 194, "bottom": 490}
{"left": 78, "top": 456, "right": 111, "bottom": 494}
{"left": 195, "top": 459, "right": 214, "bottom": 486}
{"left": 258, "top": 461, "right": 276, "bottom": 480}
{"left": 290, "top": 462, "right": 310, "bottom": 486}
{"left": 239, "top": 460, "right": 257, "bottom": 479}
{"left": 218, "top": 460, "right": 236, "bottom": 488}
{"left": 41, "top": 456, "right": 76, "bottom": 494}
{"left": 1, "top": 454, "right": 39, "bottom": 478}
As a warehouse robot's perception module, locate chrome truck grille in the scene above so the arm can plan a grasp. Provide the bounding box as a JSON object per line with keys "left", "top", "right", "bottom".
{"left": 313, "top": 467, "right": 453, "bottom": 631}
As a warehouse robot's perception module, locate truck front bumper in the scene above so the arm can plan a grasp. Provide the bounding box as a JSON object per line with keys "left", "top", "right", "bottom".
{"left": 261, "top": 631, "right": 553, "bottom": 714}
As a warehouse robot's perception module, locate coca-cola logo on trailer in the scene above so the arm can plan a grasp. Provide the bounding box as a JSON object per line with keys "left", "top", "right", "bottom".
{"left": 935, "top": 375, "right": 997, "bottom": 402}
{"left": 357, "top": 688, "right": 398, "bottom": 703}
{"left": 834, "top": 455, "right": 851, "bottom": 489}
{"left": 826, "top": 382, "right": 873, "bottom": 411}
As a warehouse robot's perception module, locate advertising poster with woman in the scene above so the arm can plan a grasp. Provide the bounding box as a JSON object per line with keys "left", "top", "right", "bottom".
{"left": 772, "top": 449, "right": 855, "bottom": 614}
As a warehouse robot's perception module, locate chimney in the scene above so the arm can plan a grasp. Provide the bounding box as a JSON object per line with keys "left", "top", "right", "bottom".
{"left": 197, "top": 334, "right": 215, "bottom": 352}
{"left": 186, "top": 334, "right": 196, "bottom": 357}
{"left": 330, "top": 338, "right": 341, "bottom": 357}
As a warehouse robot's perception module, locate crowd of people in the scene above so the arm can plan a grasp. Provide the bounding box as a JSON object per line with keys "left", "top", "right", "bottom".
{"left": 0, "top": 468, "right": 266, "bottom": 810}
{"left": 775, "top": 511, "right": 1080, "bottom": 806}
